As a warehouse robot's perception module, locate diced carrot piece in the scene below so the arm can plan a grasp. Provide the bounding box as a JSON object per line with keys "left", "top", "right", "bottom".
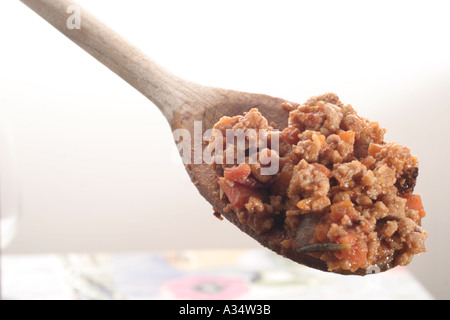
{"left": 405, "top": 194, "right": 426, "bottom": 218}
{"left": 296, "top": 198, "right": 313, "bottom": 212}
{"left": 335, "top": 233, "right": 368, "bottom": 270}
{"left": 368, "top": 143, "right": 383, "bottom": 157}
{"left": 338, "top": 131, "right": 356, "bottom": 144}
{"left": 312, "top": 133, "right": 327, "bottom": 148}
{"left": 282, "top": 127, "right": 301, "bottom": 145}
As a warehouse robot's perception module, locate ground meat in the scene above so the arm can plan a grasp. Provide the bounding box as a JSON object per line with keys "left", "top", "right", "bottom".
{"left": 288, "top": 160, "right": 330, "bottom": 199}
{"left": 211, "top": 93, "right": 427, "bottom": 274}
{"left": 289, "top": 102, "right": 343, "bottom": 136}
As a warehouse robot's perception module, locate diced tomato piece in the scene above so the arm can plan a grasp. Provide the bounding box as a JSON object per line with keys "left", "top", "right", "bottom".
{"left": 223, "top": 164, "right": 259, "bottom": 188}
{"left": 218, "top": 178, "right": 259, "bottom": 209}
{"left": 405, "top": 194, "right": 426, "bottom": 218}
{"left": 224, "top": 164, "right": 251, "bottom": 182}
{"left": 282, "top": 127, "right": 301, "bottom": 145}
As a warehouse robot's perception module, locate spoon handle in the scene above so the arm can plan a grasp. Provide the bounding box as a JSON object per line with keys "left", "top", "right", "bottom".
{"left": 20, "top": 0, "right": 194, "bottom": 123}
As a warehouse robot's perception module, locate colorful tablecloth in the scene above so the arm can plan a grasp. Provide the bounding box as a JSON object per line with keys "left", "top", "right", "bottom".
{"left": 2, "top": 249, "right": 433, "bottom": 300}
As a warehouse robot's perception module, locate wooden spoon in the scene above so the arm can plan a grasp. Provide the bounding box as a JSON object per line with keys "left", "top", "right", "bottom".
{"left": 19, "top": 0, "right": 334, "bottom": 273}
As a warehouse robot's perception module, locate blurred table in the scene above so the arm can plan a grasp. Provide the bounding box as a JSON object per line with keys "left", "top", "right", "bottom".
{"left": 1, "top": 248, "right": 433, "bottom": 300}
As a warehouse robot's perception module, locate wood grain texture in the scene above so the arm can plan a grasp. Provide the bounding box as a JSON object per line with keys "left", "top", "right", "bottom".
{"left": 20, "top": 0, "right": 336, "bottom": 274}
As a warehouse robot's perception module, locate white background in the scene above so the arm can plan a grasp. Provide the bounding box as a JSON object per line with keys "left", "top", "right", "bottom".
{"left": 1, "top": 0, "right": 449, "bottom": 298}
